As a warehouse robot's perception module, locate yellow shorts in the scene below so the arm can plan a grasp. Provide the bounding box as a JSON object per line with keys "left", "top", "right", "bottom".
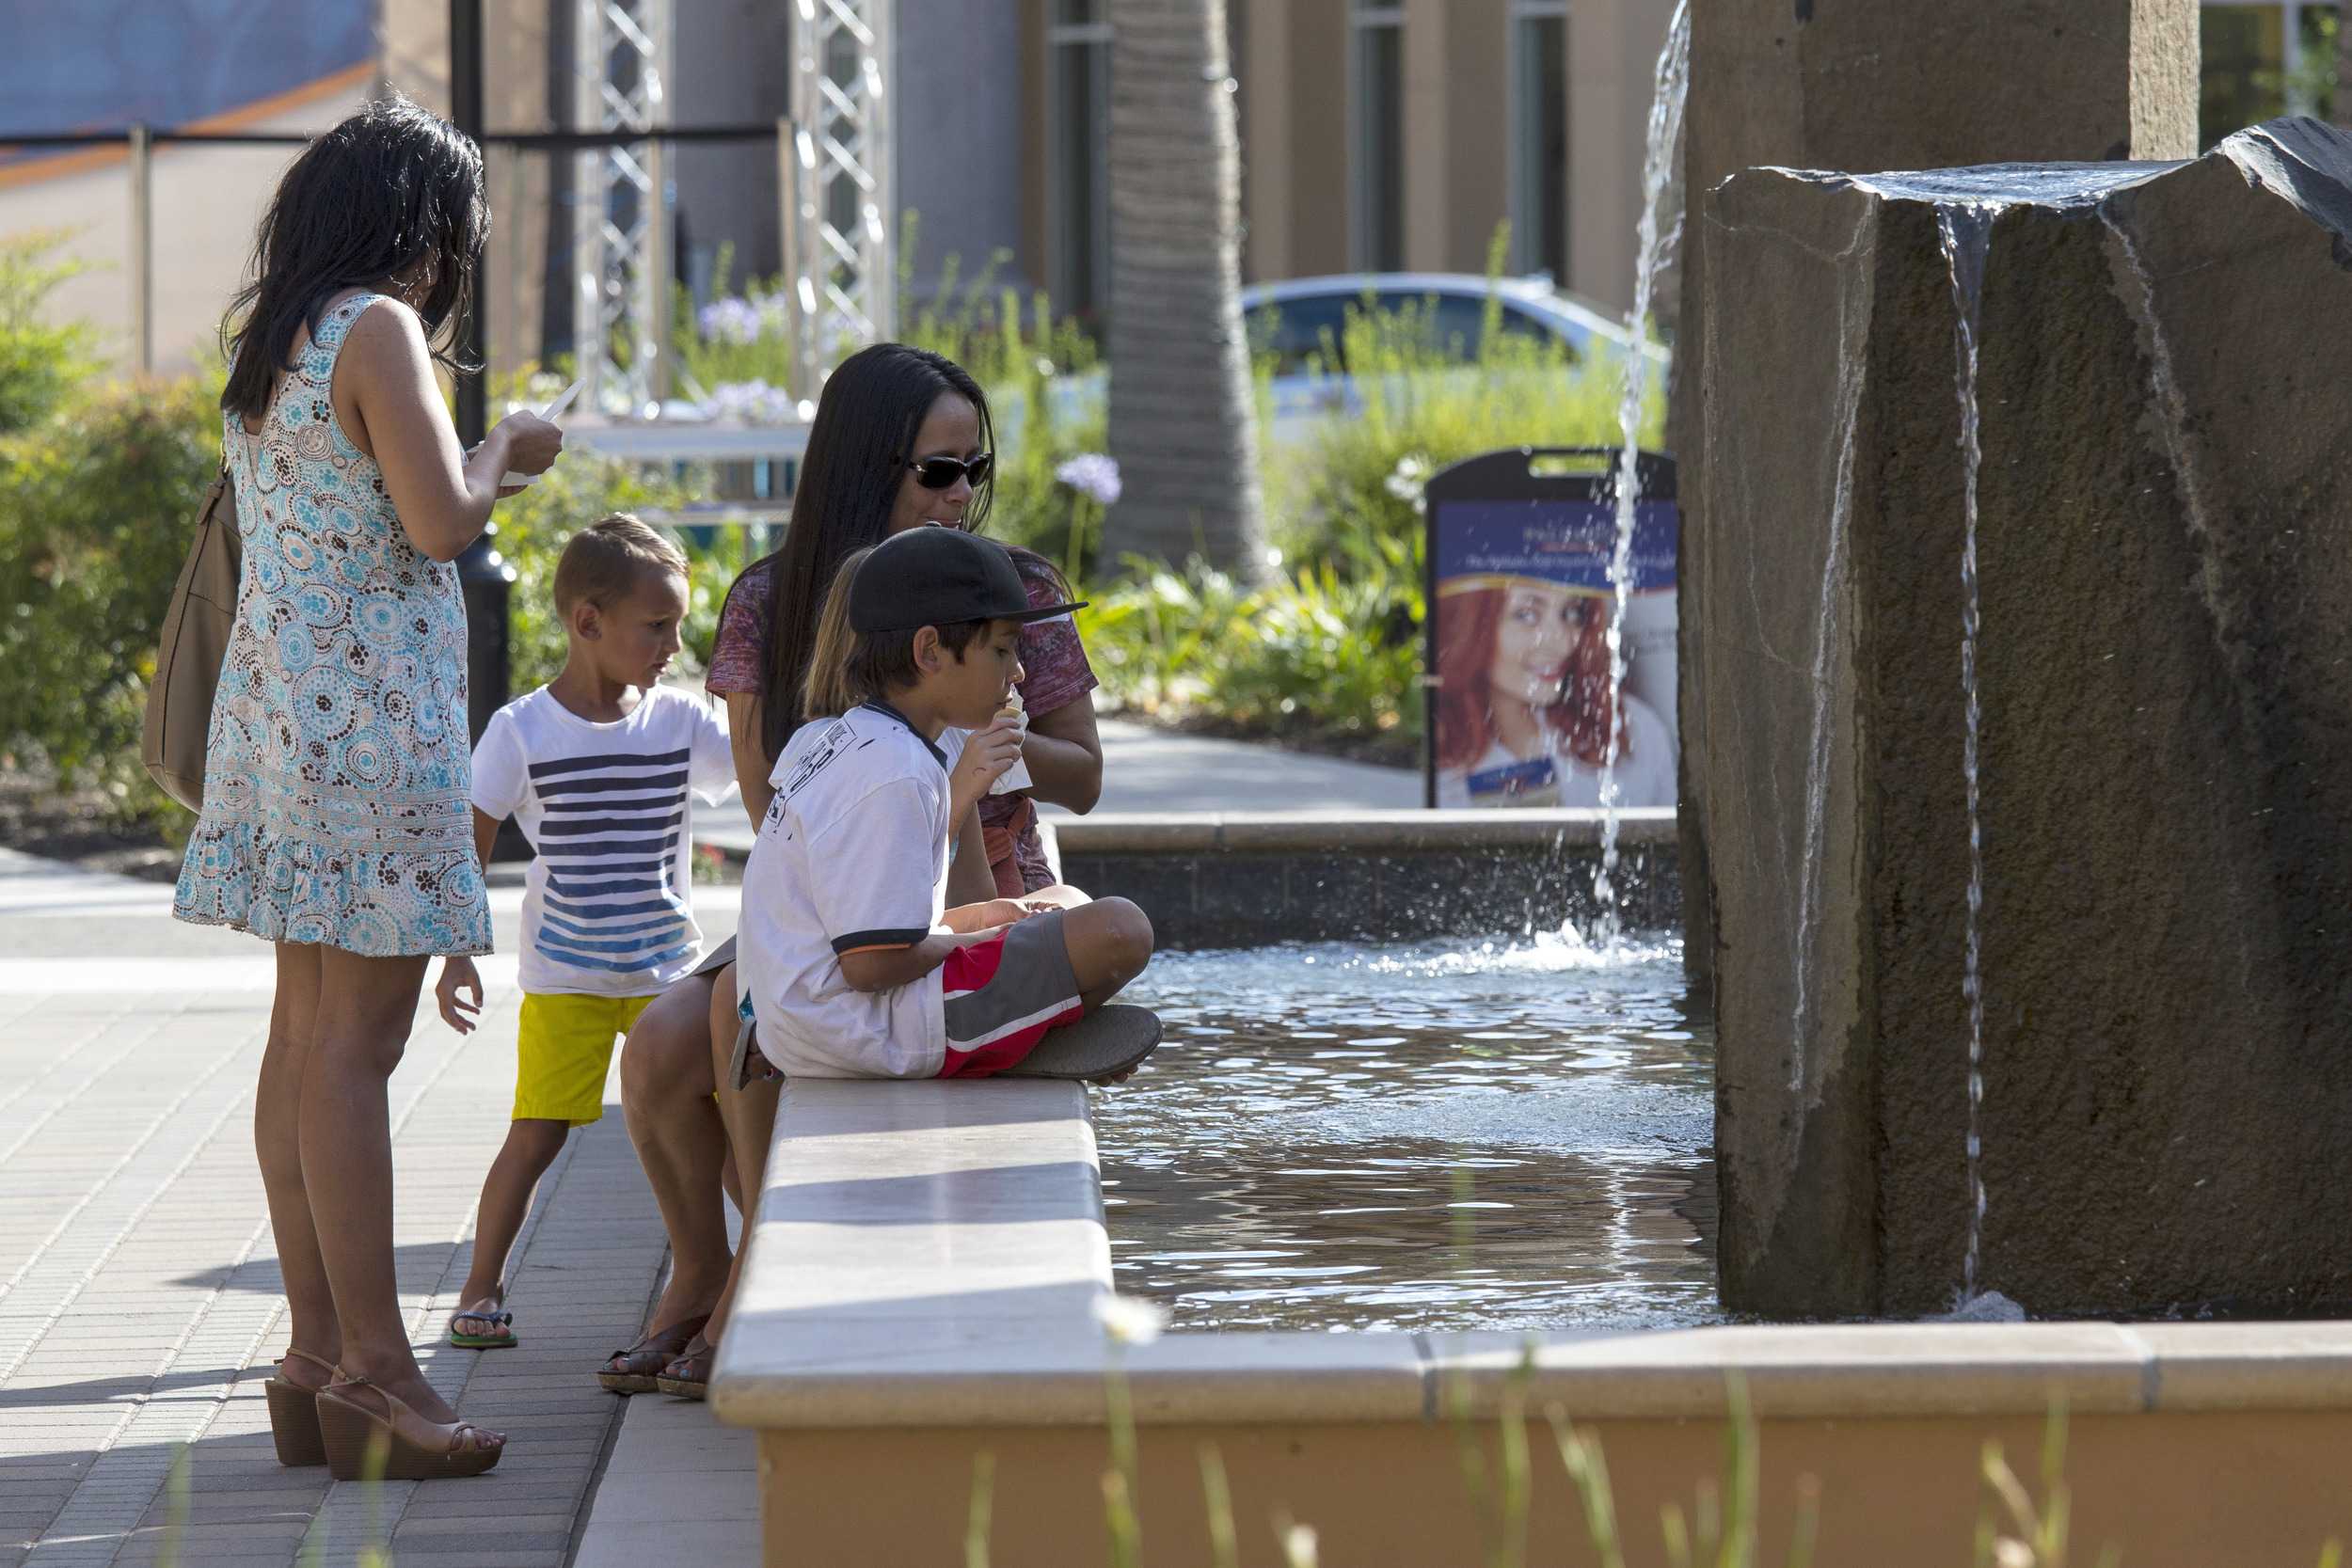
{"left": 515, "top": 991, "right": 656, "bottom": 1126}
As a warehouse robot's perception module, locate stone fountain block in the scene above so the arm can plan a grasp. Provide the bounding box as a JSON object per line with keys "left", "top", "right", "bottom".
{"left": 1701, "top": 119, "right": 2352, "bottom": 1319}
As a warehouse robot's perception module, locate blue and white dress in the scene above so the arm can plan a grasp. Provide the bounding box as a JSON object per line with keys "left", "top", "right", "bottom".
{"left": 173, "top": 292, "right": 493, "bottom": 958}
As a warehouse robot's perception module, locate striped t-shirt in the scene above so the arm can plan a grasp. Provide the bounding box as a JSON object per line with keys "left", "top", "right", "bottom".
{"left": 471, "top": 686, "right": 737, "bottom": 996}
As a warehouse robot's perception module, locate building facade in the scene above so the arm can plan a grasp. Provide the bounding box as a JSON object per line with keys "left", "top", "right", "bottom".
{"left": 1022, "top": 0, "right": 1676, "bottom": 322}
{"left": 1, "top": 0, "right": 2337, "bottom": 376}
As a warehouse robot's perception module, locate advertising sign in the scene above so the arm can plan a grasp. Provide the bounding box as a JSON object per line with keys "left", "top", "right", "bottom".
{"left": 1422, "top": 450, "right": 1678, "bottom": 810}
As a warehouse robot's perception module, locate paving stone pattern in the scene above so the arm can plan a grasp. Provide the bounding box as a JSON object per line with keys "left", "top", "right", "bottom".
{"left": 0, "top": 851, "right": 736, "bottom": 1567}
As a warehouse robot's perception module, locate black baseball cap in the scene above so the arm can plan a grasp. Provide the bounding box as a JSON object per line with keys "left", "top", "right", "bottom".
{"left": 848, "top": 527, "right": 1087, "bottom": 634}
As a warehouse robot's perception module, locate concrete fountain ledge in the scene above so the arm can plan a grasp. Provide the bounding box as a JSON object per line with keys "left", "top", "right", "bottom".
{"left": 1048, "top": 808, "right": 1681, "bottom": 946}
{"left": 711, "top": 1080, "right": 2352, "bottom": 1565}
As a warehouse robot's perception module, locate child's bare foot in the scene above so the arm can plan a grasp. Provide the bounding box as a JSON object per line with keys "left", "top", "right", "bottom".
{"left": 447, "top": 1292, "right": 516, "bottom": 1349}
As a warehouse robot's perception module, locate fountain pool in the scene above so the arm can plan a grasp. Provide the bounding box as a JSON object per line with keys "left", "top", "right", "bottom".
{"left": 1096, "top": 937, "right": 1717, "bottom": 1333}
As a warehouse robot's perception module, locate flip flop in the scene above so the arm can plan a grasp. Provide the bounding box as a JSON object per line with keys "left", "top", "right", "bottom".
{"left": 597, "top": 1313, "right": 711, "bottom": 1395}
{"left": 1000, "top": 1004, "right": 1163, "bottom": 1082}
{"left": 448, "top": 1307, "right": 516, "bottom": 1350}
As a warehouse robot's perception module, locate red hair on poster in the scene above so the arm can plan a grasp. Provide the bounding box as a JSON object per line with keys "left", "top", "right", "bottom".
{"left": 1433, "top": 581, "right": 1625, "bottom": 775}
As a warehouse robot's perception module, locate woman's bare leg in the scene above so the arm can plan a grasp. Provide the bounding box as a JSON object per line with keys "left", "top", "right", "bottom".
{"left": 258, "top": 943, "right": 336, "bottom": 1386}
{"left": 301, "top": 946, "right": 485, "bottom": 1434}
{"left": 617, "top": 976, "right": 731, "bottom": 1333}
{"left": 702, "top": 963, "right": 780, "bottom": 1352}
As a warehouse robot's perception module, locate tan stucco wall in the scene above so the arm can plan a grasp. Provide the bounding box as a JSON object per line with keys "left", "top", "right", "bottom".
{"left": 1238, "top": 0, "right": 1667, "bottom": 306}
{"left": 0, "top": 89, "right": 363, "bottom": 377}
{"left": 1567, "top": 0, "right": 1677, "bottom": 313}
{"left": 762, "top": 1409, "right": 2352, "bottom": 1568}
{"left": 2, "top": 0, "right": 550, "bottom": 380}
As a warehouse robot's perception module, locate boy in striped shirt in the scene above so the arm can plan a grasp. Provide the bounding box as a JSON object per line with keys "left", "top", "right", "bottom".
{"left": 432, "top": 515, "right": 735, "bottom": 1350}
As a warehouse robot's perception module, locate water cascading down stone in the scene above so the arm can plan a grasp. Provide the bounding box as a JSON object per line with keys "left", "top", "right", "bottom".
{"left": 1702, "top": 119, "right": 2352, "bottom": 1319}
{"left": 1593, "top": 0, "right": 1691, "bottom": 948}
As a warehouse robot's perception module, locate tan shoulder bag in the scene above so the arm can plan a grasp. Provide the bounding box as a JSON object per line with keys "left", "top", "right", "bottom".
{"left": 141, "top": 467, "right": 243, "bottom": 811}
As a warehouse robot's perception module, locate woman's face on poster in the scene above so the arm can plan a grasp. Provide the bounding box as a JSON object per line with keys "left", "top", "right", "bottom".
{"left": 1486, "top": 583, "right": 1583, "bottom": 708}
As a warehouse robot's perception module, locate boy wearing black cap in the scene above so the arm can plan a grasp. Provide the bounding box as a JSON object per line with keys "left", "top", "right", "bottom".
{"left": 736, "top": 528, "right": 1155, "bottom": 1079}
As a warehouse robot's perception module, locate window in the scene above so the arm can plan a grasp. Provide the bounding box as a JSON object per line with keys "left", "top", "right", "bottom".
{"left": 1510, "top": 1, "right": 1569, "bottom": 282}
{"left": 1048, "top": 0, "right": 1113, "bottom": 319}
{"left": 1350, "top": 0, "right": 1406, "bottom": 272}
{"left": 2199, "top": 0, "right": 2339, "bottom": 148}
{"left": 1248, "top": 293, "right": 1353, "bottom": 375}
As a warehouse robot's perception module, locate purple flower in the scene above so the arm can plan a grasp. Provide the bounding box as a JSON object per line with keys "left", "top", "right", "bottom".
{"left": 1056, "top": 452, "right": 1122, "bottom": 506}
{"left": 697, "top": 296, "right": 764, "bottom": 346}
{"left": 707, "top": 379, "right": 797, "bottom": 422}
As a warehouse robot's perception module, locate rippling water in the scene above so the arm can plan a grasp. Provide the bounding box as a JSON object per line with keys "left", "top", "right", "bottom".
{"left": 1092, "top": 934, "right": 1719, "bottom": 1333}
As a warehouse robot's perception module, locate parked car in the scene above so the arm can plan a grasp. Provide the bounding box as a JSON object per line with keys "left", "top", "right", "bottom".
{"left": 1240, "top": 272, "right": 1668, "bottom": 444}
{"left": 1015, "top": 273, "right": 1665, "bottom": 450}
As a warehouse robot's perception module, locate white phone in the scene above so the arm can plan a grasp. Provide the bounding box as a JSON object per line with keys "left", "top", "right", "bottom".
{"left": 501, "top": 377, "right": 583, "bottom": 487}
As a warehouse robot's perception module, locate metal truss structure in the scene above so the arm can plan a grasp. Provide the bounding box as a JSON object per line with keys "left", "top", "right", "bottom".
{"left": 572, "top": 0, "right": 673, "bottom": 416}
{"left": 785, "top": 0, "right": 896, "bottom": 404}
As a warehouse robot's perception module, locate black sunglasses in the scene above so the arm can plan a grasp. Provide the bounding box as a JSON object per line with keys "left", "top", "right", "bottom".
{"left": 903, "top": 451, "right": 993, "bottom": 490}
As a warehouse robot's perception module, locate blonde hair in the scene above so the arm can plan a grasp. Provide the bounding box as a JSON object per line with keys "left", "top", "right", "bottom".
{"left": 801, "top": 546, "right": 873, "bottom": 721}
{"left": 552, "top": 513, "right": 688, "bottom": 616}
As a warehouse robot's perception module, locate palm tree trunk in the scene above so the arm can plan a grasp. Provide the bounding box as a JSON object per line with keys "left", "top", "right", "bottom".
{"left": 1103, "top": 0, "right": 1267, "bottom": 580}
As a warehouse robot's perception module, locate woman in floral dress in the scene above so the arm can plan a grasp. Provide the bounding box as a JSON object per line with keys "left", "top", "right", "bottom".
{"left": 174, "top": 99, "right": 563, "bottom": 1478}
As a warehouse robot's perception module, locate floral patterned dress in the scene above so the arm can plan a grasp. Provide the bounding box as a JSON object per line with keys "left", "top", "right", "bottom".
{"left": 173, "top": 293, "right": 492, "bottom": 958}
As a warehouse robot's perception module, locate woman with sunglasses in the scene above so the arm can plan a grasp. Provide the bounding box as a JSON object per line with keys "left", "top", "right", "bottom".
{"left": 598, "top": 341, "right": 1104, "bottom": 1396}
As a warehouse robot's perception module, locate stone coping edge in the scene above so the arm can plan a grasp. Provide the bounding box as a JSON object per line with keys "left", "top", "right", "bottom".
{"left": 713, "top": 1315, "right": 2352, "bottom": 1430}
{"left": 710, "top": 1085, "right": 2352, "bottom": 1433}
{"left": 1049, "top": 808, "right": 1679, "bottom": 855}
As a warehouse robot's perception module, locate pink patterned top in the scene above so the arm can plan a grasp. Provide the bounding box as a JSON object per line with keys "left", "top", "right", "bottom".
{"left": 706, "top": 552, "right": 1098, "bottom": 894}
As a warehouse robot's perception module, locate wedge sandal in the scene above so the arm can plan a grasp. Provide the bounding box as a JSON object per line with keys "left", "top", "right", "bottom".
{"left": 262, "top": 1348, "right": 335, "bottom": 1467}
{"left": 596, "top": 1312, "right": 709, "bottom": 1395}
{"left": 654, "top": 1334, "right": 715, "bottom": 1401}
{"left": 314, "top": 1371, "right": 503, "bottom": 1481}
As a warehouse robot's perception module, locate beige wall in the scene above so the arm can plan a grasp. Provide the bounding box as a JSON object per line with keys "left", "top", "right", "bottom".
{"left": 0, "top": 1, "right": 552, "bottom": 380}
{"left": 1566, "top": 0, "right": 1676, "bottom": 312}
{"left": 1230, "top": 0, "right": 1673, "bottom": 309}
{"left": 760, "top": 1410, "right": 2352, "bottom": 1567}
{"left": 1240, "top": 0, "right": 1351, "bottom": 281}
{"left": 0, "top": 87, "right": 364, "bottom": 377}
{"left": 380, "top": 0, "right": 551, "bottom": 383}
{"left": 1402, "top": 0, "right": 1511, "bottom": 274}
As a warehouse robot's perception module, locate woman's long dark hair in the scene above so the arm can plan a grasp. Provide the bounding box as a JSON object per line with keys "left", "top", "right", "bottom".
{"left": 753, "top": 342, "right": 1006, "bottom": 762}
{"left": 220, "top": 97, "right": 487, "bottom": 420}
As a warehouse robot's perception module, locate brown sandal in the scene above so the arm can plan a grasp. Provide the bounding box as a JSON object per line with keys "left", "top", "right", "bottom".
{"left": 263, "top": 1349, "right": 335, "bottom": 1467}
{"left": 654, "top": 1334, "right": 715, "bottom": 1401}
{"left": 314, "top": 1370, "right": 503, "bottom": 1481}
{"left": 596, "top": 1313, "right": 710, "bottom": 1395}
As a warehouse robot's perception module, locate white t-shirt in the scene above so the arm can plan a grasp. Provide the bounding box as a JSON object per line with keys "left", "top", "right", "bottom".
{"left": 1435, "top": 692, "right": 1678, "bottom": 809}
{"left": 737, "top": 702, "right": 967, "bottom": 1079}
{"left": 471, "top": 686, "right": 737, "bottom": 996}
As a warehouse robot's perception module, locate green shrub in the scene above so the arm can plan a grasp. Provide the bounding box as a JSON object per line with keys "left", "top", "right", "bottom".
{"left": 0, "top": 375, "right": 223, "bottom": 827}
{"left": 1083, "top": 530, "right": 1422, "bottom": 762}
{"left": 1269, "top": 282, "right": 1661, "bottom": 579}
{"left": 478, "top": 427, "right": 700, "bottom": 693}
{"left": 0, "top": 231, "right": 103, "bottom": 436}
{"left": 673, "top": 225, "right": 1110, "bottom": 583}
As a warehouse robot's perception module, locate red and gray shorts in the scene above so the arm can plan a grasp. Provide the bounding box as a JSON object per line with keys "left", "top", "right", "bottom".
{"left": 725, "top": 909, "right": 1082, "bottom": 1085}
{"left": 939, "top": 908, "right": 1084, "bottom": 1078}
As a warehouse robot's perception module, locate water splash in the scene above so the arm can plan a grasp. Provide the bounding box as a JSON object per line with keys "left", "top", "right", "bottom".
{"left": 1935, "top": 201, "right": 2002, "bottom": 1307}
{"left": 1788, "top": 219, "right": 1876, "bottom": 1097}
{"left": 1591, "top": 0, "right": 1692, "bottom": 949}
{"left": 2107, "top": 215, "right": 2249, "bottom": 702}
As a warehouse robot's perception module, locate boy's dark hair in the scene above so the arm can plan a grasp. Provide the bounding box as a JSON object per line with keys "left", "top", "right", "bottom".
{"left": 222, "top": 97, "right": 487, "bottom": 420}
{"left": 553, "top": 514, "right": 688, "bottom": 616}
{"left": 842, "top": 620, "right": 991, "bottom": 706}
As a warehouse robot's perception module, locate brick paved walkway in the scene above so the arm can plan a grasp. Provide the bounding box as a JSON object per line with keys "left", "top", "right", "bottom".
{"left": 0, "top": 849, "right": 749, "bottom": 1568}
